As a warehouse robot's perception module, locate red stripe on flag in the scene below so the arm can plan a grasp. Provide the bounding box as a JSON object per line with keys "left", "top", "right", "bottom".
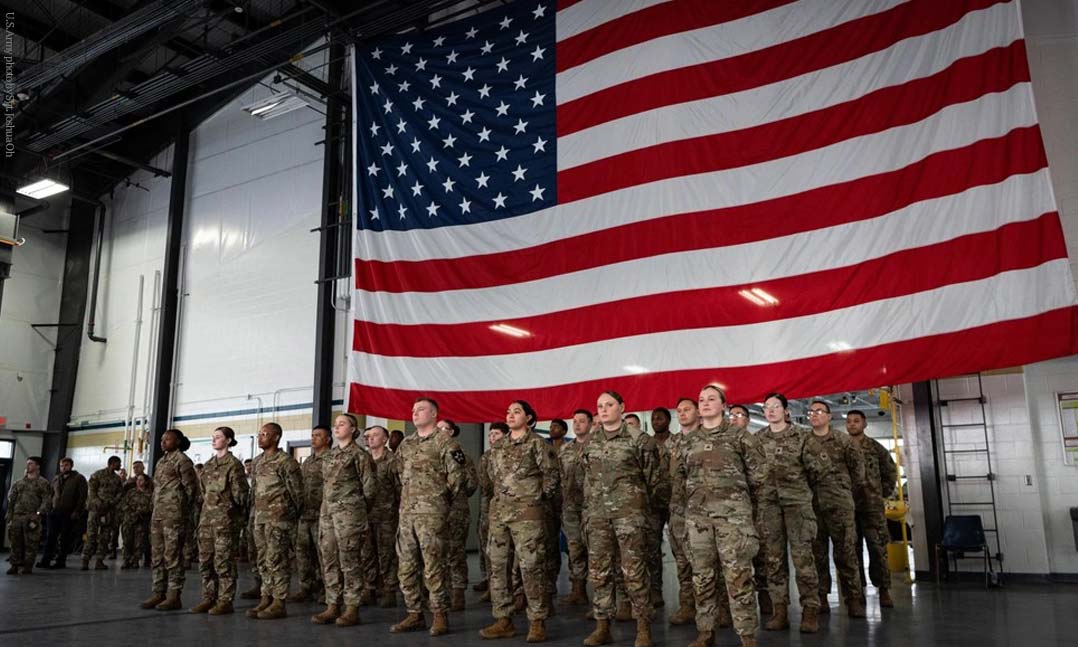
{"left": 349, "top": 306, "right": 1078, "bottom": 421}
{"left": 556, "top": 0, "right": 794, "bottom": 73}
{"left": 556, "top": 0, "right": 585, "bottom": 11}
{"left": 354, "top": 127, "right": 1048, "bottom": 293}
{"left": 353, "top": 213, "right": 1067, "bottom": 357}
{"left": 558, "top": 42, "right": 1030, "bottom": 203}
{"left": 557, "top": 0, "right": 1006, "bottom": 137}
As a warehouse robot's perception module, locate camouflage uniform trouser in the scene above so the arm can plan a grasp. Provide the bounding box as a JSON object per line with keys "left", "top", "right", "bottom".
{"left": 758, "top": 500, "right": 818, "bottom": 609}
{"left": 295, "top": 517, "right": 323, "bottom": 598}
{"left": 688, "top": 515, "right": 759, "bottom": 637}
{"left": 668, "top": 511, "right": 695, "bottom": 607}
{"left": 121, "top": 518, "right": 149, "bottom": 566}
{"left": 446, "top": 502, "right": 470, "bottom": 590}
{"left": 489, "top": 517, "right": 549, "bottom": 620}
{"left": 814, "top": 503, "right": 863, "bottom": 604}
{"left": 198, "top": 521, "right": 239, "bottom": 604}
{"left": 184, "top": 508, "right": 200, "bottom": 564}
{"left": 7, "top": 514, "right": 44, "bottom": 566}
{"left": 586, "top": 515, "right": 652, "bottom": 621}
{"left": 478, "top": 502, "right": 490, "bottom": 582}
{"left": 648, "top": 507, "right": 669, "bottom": 602}
{"left": 247, "top": 514, "right": 260, "bottom": 584}
{"left": 855, "top": 501, "right": 891, "bottom": 591}
{"left": 544, "top": 500, "right": 562, "bottom": 596}
{"left": 363, "top": 513, "right": 399, "bottom": 594}
{"left": 150, "top": 517, "right": 187, "bottom": 593}
{"left": 561, "top": 506, "right": 588, "bottom": 584}
{"left": 319, "top": 509, "right": 367, "bottom": 606}
{"left": 254, "top": 520, "right": 296, "bottom": 600}
{"left": 397, "top": 513, "right": 449, "bottom": 613}
{"left": 83, "top": 510, "right": 118, "bottom": 561}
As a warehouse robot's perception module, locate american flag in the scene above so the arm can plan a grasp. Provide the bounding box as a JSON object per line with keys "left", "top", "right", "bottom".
{"left": 349, "top": 0, "right": 1078, "bottom": 421}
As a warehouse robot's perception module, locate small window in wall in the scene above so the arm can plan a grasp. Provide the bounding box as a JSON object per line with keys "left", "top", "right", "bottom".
{"left": 0, "top": 440, "right": 14, "bottom": 460}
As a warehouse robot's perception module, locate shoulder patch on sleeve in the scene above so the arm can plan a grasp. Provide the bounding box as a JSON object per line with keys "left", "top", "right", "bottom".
{"left": 451, "top": 448, "right": 466, "bottom": 465}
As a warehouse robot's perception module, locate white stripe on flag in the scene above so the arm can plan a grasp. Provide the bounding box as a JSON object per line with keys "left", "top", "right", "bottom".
{"left": 555, "top": 0, "right": 673, "bottom": 42}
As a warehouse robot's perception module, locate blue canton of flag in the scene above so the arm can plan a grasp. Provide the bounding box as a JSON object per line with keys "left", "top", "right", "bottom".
{"left": 354, "top": 2, "right": 555, "bottom": 232}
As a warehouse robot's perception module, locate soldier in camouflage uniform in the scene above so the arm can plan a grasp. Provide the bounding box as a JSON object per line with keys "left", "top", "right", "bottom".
{"left": 120, "top": 473, "right": 153, "bottom": 569}
{"left": 82, "top": 455, "right": 123, "bottom": 571}
{"left": 544, "top": 419, "right": 569, "bottom": 608}
{"left": 437, "top": 419, "right": 479, "bottom": 612}
{"left": 390, "top": 397, "right": 466, "bottom": 637}
{"left": 729, "top": 404, "right": 771, "bottom": 617}
{"left": 475, "top": 425, "right": 500, "bottom": 598}
{"left": 246, "top": 422, "right": 304, "bottom": 620}
{"left": 124, "top": 460, "right": 154, "bottom": 567}
{"left": 675, "top": 386, "right": 765, "bottom": 647}
{"left": 183, "top": 464, "right": 204, "bottom": 569}
{"left": 668, "top": 398, "right": 701, "bottom": 626}
{"left": 311, "top": 414, "right": 377, "bottom": 627}
{"left": 363, "top": 424, "right": 402, "bottom": 608}
{"left": 582, "top": 391, "right": 661, "bottom": 647}
{"left": 240, "top": 459, "right": 260, "bottom": 599}
{"left": 648, "top": 409, "right": 674, "bottom": 609}
{"left": 847, "top": 410, "right": 898, "bottom": 609}
{"left": 6, "top": 457, "right": 52, "bottom": 574}
{"left": 559, "top": 410, "right": 591, "bottom": 607}
{"left": 141, "top": 429, "right": 199, "bottom": 611}
{"left": 805, "top": 401, "right": 867, "bottom": 617}
{"left": 291, "top": 425, "right": 330, "bottom": 604}
{"left": 479, "top": 400, "right": 559, "bottom": 642}
{"left": 752, "top": 394, "right": 827, "bottom": 633}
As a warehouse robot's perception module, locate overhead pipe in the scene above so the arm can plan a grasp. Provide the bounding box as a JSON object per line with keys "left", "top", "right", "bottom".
{"left": 73, "top": 194, "right": 109, "bottom": 344}
{"left": 167, "top": 244, "right": 187, "bottom": 427}
{"left": 139, "top": 270, "right": 161, "bottom": 459}
{"left": 124, "top": 274, "right": 145, "bottom": 470}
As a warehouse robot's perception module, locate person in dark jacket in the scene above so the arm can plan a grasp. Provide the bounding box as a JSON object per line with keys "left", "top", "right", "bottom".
{"left": 39, "top": 457, "right": 88, "bottom": 569}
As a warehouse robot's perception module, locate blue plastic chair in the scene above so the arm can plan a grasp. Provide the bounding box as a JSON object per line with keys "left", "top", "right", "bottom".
{"left": 935, "top": 515, "right": 996, "bottom": 588}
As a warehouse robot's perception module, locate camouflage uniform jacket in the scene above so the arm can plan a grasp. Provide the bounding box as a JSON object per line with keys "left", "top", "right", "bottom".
{"left": 488, "top": 430, "right": 559, "bottom": 522}
{"left": 300, "top": 450, "right": 327, "bottom": 521}
{"left": 667, "top": 431, "right": 692, "bottom": 517}
{"left": 651, "top": 434, "right": 673, "bottom": 513}
{"left": 121, "top": 486, "right": 153, "bottom": 523}
{"left": 369, "top": 449, "right": 401, "bottom": 520}
{"left": 676, "top": 421, "right": 764, "bottom": 521}
{"left": 198, "top": 452, "right": 249, "bottom": 527}
{"left": 452, "top": 452, "right": 479, "bottom": 513}
{"left": 804, "top": 426, "right": 865, "bottom": 511}
{"left": 320, "top": 442, "right": 377, "bottom": 517}
{"left": 559, "top": 439, "right": 586, "bottom": 513}
{"left": 397, "top": 430, "right": 466, "bottom": 516}
{"left": 854, "top": 436, "right": 897, "bottom": 505}
{"left": 582, "top": 423, "right": 661, "bottom": 521}
{"left": 8, "top": 476, "right": 52, "bottom": 518}
{"left": 478, "top": 452, "right": 494, "bottom": 514}
{"left": 87, "top": 468, "right": 124, "bottom": 514}
{"left": 751, "top": 423, "right": 826, "bottom": 507}
{"left": 152, "top": 450, "right": 198, "bottom": 522}
{"left": 251, "top": 450, "right": 304, "bottom": 523}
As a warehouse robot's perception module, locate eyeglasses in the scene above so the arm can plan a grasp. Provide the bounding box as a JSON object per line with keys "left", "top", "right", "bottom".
{"left": 729, "top": 412, "right": 748, "bottom": 419}
{"left": 808, "top": 409, "right": 829, "bottom": 415}
{"left": 763, "top": 403, "right": 784, "bottom": 411}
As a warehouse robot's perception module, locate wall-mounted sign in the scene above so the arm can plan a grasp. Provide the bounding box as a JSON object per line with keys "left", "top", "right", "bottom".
{"left": 1056, "top": 392, "right": 1078, "bottom": 466}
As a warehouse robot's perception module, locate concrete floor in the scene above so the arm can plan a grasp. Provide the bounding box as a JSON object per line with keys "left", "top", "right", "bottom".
{"left": 0, "top": 555, "right": 1075, "bottom": 646}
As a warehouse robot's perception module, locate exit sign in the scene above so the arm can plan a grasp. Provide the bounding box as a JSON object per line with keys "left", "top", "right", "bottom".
{"left": 0, "top": 416, "right": 7, "bottom": 429}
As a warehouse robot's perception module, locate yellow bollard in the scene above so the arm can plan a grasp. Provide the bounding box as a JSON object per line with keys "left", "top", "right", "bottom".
{"left": 887, "top": 542, "right": 909, "bottom": 573}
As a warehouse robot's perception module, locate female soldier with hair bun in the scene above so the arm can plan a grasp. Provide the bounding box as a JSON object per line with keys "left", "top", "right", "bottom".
{"left": 141, "top": 429, "right": 198, "bottom": 611}
{"left": 191, "top": 426, "right": 249, "bottom": 615}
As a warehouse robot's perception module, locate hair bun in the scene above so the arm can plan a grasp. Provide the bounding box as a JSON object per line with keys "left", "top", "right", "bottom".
{"left": 228, "top": 438, "right": 238, "bottom": 447}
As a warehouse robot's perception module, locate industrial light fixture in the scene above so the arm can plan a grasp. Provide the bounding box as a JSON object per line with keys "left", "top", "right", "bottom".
{"left": 738, "top": 287, "right": 779, "bottom": 306}
{"left": 489, "top": 323, "right": 531, "bottom": 338}
{"left": 242, "top": 91, "right": 309, "bottom": 120}
{"left": 16, "top": 178, "right": 69, "bottom": 199}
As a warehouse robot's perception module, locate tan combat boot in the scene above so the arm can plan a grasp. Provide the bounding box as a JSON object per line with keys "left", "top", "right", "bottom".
{"left": 562, "top": 579, "right": 589, "bottom": 606}
{"left": 208, "top": 601, "right": 234, "bottom": 615}
{"left": 311, "top": 603, "right": 340, "bottom": 624}
{"left": 156, "top": 590, "right": 182, "bottom": 611}
{"left": 757, "top": 591, "right": 772, "bottom": 617}
{"left": 240, "top": 584, "right": 261, "bottom": 600}
{"left": 764, "top": 603, "right": 789, "bottom": 631}
{"left": 479, "top": 616, "right": 516, "bottom": 639}
{"left": 847, "top": 597, "right": 867, "bottom": 618}
{"left": 669, "top": 601, "right": 695, "bottom": 625}
{"left": 286, "top": 588, "right": 310, "bottom": 603}
{"left": 583, "top": 619, "right": 613, "bottom": 646}
{"left": 190, "top": 598, "right": 215, "bottom": 613}
{"left": 246, "top": 596, "right": 271, "bottom": 618}
{"left": 799, "top": 606, "right": 819, "bottom": 633}
{"left": 688, "top": 631, "right": 714, "bottom": 647}
{"left": 359, "top": 589, "right": 375, "bottom": 606}
{"left": 879, "top": 588, "right": 894, "bottom": 608}
{"left": 615, "top": 601, "right": 633, "bottom": 622}
{"left": 390, "top": 611, "right": 426, "bottom": 632}
{"left": 257, "top": 598, "right": 287, "bottom": 620}
{"left": 451, "top": 587, "right": 467, "bottom": 611}
{"left": 140, "top": 592, "right": 166, "bottom": 609}
{"left": 429, "top": 610, "right": 449, "bottom": 636}
{"left": 718, "top": 599, "right": 732, "bottom": 628}
{"left": 634, "top": 618, "right": 654, "bottom": 647}
{"left": 379, "top": 591, "right": 397, "bottom": 608}
{"left": 336, "top": 604, "right": 360, "bottom": 626}
{"left": 526, "top": 619, "right": 547, "bottom": 643}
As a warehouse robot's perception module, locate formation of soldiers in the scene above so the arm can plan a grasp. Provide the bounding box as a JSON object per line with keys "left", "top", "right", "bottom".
{"left": 6, "top": 386, "right": 898, "bottom": 647}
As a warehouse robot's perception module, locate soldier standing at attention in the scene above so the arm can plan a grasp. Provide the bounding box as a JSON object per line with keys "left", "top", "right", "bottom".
{"left": 805, "top": 401, "right": 867, "bottom": 618}
{"left": 559, "top": 410, "right": 592, "bottom": 607}
{"left": 190, "top": 427, "right": 249, "bottom": 615}
{"left": 647, "top": 408, "right": 674, "bottom": 609}
{"left": 311, "top": 414, "right": 377, "bottom": 627}
{"left": 247, "top": 422, "right": 304, "bottom": 621}
{"left": 291, "top": 425, "right": 330, "bottom": 604}
{"left": 82, "top": 455, "right": 123, "bottom": 571}
{"left": 753, "top": 393, "right": 826, "bottom": 633}
{"left": 362, "top": 424, "right": 402, "bottom": 608}
{"left": 184, "top": 464, "right": 204, "bottom": 570}
{"left": 390, "top": 397, "right": 466, "bottom": 636}
{"left": 478, "top": 422, "right": 510, "bottom": 603}
{"left": 141, "top": 429, "right": 199, "bottom": 611}
{"left": 668, "top": 398, "right": 702, "bottom": 626}
{"left": 125, "top": 460, "right": 154, "bottom": 568}
{"left": 677, "top": 385, "right": 765, "bottom": 647}
{"left": 846, "top": 409, "right": 898, "bottom": 609}
{"left": 120, "top": 473, "right": 153, "bottom": 569}
{"left": 6, "top": 457, "right": 52, "bottom": 574}
{"left": 240, "top": 459, "right": 260, "bottom": 599}
{"left": 437, "top": 419, "right": 479, "bottom": 612}
{"left": 728, "top": 404, "right": 771, "bottom": 617}
{"left": 582, "top": 391, "right": 661, "bottom": 647}
{"left": 544, "top": 419, "right": 568, "bottom": 606}
{"left": 479, "top": 400, "right": 559, "bottom": 642}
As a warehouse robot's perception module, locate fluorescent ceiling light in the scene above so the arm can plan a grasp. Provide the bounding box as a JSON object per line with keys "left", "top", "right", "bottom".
{"left": 489, "top": 323, "right": 530, "bottom": 338}
{"left": 739, "top": 288, "right": 779, "bottom": 306}
{"left": 738, "top": 289, "right": 766, "bottom": 306}
{"left": 250, "top": 101, "right": 282, "bottom": 115}
{"left": 623, "top": 365, "right": 649, "bottom": 374}
{"left": 17, "top": 179, "right": 69, "bottom": 199}
{"left": 750, "top": 287, "right": 779, "bottom": 304}
{"left": 242, "top": 92, "right": 309, "bottom": 120}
